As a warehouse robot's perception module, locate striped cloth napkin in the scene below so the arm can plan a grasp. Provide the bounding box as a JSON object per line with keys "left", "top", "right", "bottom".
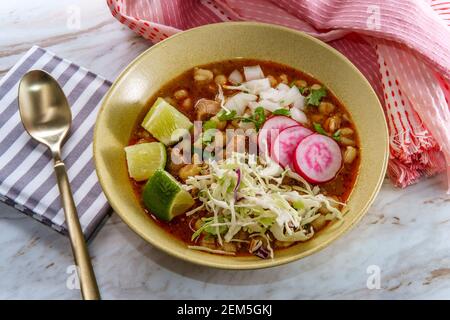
{"left": 107, "top": 0, "right": 450, "bottom": 192}
{"left": 0, "top": 46, "right": 111, "bottom": 238}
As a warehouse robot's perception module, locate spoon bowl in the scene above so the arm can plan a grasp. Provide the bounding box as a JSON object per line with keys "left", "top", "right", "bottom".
{"left": 19, "top": 70, "right": 71, "bottom": 150}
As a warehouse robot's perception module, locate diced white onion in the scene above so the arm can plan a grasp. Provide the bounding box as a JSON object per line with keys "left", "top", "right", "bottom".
{"left": 290, "top": 108, "right": 308, "bottom": 124}
{"left": 224, "top": 78, "right": 271, "bottom": 95}
{"left": 243, "top": 65, "right": 264, "bottom": 81}
{"left": 224, "top": 92, "right": 257, "bottom": 115}
{"left": 293, "top": 94, "right": 305, "bottom": 110}
{"left": 247, "top": 101, "right": 259, "bottom": 111}
{"left": 258, "top": 99, "right": 281, "bottom": 112}
{"left": 281, "top": 85, "right": 302, "bottom": 108}
{"left": 259, "top": 88, "right": 286, "bottom": 102}
{"left": 228, "top": 69, "right": 243, "bottom": 85}
{"left": 244, "top": 78, "right": 271, "bottom": 95}
{"left": 276, "top": 83, "right": 290, "bottom": 92}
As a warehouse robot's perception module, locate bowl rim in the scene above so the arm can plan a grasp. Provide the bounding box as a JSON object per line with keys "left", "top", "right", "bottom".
{"left": 93, "top": 21, "right": 389, "bottom": 269}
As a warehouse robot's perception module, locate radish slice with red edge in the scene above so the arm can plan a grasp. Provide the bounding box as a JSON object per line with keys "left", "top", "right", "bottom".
{"left": 257, "top": 116, "right": 299, "bottom": 155}
{"left": 293, "top": 134, "right": 342, "bottom": 183}
{"left": 271, "top": 126, "right": 313, "bottom": 168}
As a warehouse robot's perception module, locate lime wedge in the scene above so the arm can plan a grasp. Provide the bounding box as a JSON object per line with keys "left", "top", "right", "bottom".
{"left": 125, "top": 142, "right": 166, "bottom": 181}
{"left": 142, "top": 169, "right": 195, "bottom": 221}
{"left": 141, "top": 97, "right": 193, "bottom": 146}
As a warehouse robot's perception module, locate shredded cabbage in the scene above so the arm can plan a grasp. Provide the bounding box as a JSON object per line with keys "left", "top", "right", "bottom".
{"left": 185, "top": 153, "right": 344, "bottom": 257}
{"left": 188, "top": 245, "right": 236, "bottom": 256}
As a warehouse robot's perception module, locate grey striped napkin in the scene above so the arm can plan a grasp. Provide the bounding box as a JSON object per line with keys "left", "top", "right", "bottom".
{"left": 0, "top": 46, "right": 112, "bottom": 238}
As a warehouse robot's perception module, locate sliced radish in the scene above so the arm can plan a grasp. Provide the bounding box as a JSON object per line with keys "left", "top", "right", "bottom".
{"left": 257, "top": 116, "right": 299, "bottom": 155}
{"left": 271, "top": 126, "right": 313, "bottom": 168}
{"left": 293, "top": 134, "right": 343, "bottom": 183}
{"left": 244, "top": 78, "right": 271, "bottom": 94}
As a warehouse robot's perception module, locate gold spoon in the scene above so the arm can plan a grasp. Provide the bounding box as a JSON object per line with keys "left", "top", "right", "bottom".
{"left": 18, "top": 70, "right": 100, "bottom": 300}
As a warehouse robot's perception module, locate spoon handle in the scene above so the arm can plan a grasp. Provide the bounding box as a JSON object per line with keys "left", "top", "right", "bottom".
{"left": 54, "top": 159, "right": 101, "bottom": 300}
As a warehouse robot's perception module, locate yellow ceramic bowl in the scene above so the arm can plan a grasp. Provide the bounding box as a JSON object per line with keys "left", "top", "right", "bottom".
{"left": 94, "top": 22, "right": 388, "bottom": 269}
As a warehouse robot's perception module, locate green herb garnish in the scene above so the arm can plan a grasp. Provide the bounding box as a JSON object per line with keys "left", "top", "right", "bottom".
{"left": 218, "top": 107, "right": 266, "bottom": 131}
{"left": 272, "top": 108, "right": 291, "bottom": 116}
{"left": 203, "top": 120, "right": 217, "bottom": 131}
{"left": 305, "top": 87, "right": 327, "bottom": 106}
{"left": 217, "top": 110, "right": 237, "bottom": 121}
{"left": 291, "top": 82, "right": 306, "bottom": 94}
{"left": 313, "top": 122, "right": 327, "bottom": 135}
{"left": 332, "top": 129, "right": 341, "bottom": 141}
{"left": 251, "top": 107, "right": 266, "bottom": 131}
{"left": 238, "top": 107, "right": 266, "bottom": 131}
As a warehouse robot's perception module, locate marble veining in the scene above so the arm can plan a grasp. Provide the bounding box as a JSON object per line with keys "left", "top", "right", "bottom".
{"left": 1, "top": 0, "right": 450, "bottom": 299}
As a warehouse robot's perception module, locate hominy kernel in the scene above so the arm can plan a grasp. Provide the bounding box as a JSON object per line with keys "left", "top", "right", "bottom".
{"left": 343, "top": 146, "right": 358, "bottom": 164}
{"left": 174, "top": 89, "right": 188, "bottom": 100}
{"left": 181, "top": 98, "right": 192, "bottom": 109}
{"left": 214, "top": 74, "right": 227, "bottom": 86}
{"left": 279, "top": 74, "right": 288, "bottom": 84}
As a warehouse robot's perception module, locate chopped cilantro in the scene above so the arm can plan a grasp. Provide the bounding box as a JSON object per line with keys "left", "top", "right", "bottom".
{"left": 252, "top": 107, "right": 266, "bottom": 131}
{"left": 272, "top": 108, "right": 291, "bottom": 116}
{"left": 218, "top": 107, "right": 267, "bottom": 131}
{"left": 238, "top": 107, "right": 266, "bottom": 131}
{"left": 313, "top": 122, "right": 327, "bottom": 135}
{"left": 332, "top": 129, "right": 341, "bottom": 141}
{"left": 305, "top": 87, "right": 327, "bottom": 106}
{"left": 203, "top": 120, "right": 217, "bottom": 131}
{"left": 217, "top": 110, "right": 237, "bottom": 121}
{"left": 298, "top": 86, "right": 306, "bottom": 94}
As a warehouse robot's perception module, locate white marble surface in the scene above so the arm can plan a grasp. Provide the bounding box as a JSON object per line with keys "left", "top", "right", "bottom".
{"left": 1, "top": 0, "right": 450, "bottom": 300}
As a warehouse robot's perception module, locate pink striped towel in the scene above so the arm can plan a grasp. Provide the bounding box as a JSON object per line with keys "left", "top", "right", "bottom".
{"left": 106, "top": 0, "right": 450, "bottom": 192}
